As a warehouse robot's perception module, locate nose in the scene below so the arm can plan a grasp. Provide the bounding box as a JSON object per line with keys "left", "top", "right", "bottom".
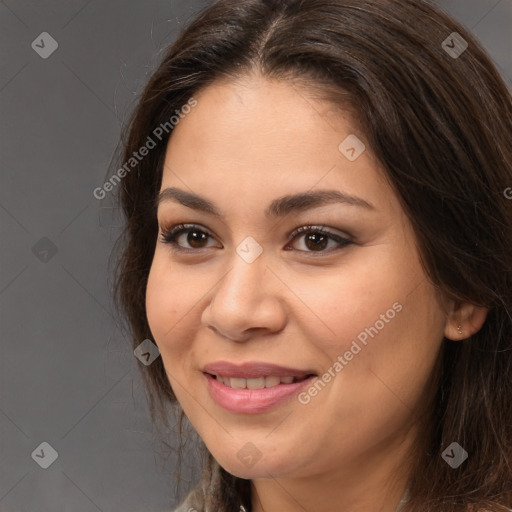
{"left": 201, "top": 253, "right": 287, "bottom": 342}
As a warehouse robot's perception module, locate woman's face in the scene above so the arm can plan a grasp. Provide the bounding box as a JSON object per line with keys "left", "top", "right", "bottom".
{"left": 146, "top": 74, "right": 451, "bottom": 483}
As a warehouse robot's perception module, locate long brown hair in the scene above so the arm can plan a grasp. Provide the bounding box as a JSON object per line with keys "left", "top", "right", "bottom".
{"left": 111, "top": 0, "right": 512, "bottom": 510}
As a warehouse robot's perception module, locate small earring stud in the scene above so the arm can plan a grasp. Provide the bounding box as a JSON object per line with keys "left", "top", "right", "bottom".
{"left": 457, "top": 324, "right": 463, "bottom": 335}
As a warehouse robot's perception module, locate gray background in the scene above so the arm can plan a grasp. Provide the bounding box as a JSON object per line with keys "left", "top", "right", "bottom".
{"left": 0, "top": 1, "right": 510, "bottom": 511}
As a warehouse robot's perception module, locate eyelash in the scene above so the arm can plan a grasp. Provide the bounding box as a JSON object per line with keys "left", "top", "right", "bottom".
{"left": 159, "top": 223, "right": 353, "bottom": 255}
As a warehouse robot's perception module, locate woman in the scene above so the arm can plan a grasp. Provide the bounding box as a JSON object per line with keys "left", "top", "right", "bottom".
{"left": 112, "top": 0, "right": 512, "bottom": 510}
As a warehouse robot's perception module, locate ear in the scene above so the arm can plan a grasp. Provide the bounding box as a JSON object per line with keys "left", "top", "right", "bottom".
{"left": 444, "top": 300, "right": 490, "bottom": 341}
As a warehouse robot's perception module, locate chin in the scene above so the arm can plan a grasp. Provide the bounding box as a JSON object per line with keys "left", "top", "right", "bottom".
{"left": 212, "top": 449, "right": 297, "bottom": 480}
{"left": 217, "top": 460, "right": 277, "bottom": 480}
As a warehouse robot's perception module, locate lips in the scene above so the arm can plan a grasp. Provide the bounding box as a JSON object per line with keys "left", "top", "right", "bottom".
{"left": 202, "top": 361, "right": 318, "bottom": 413}
{"left": 203, "top": 361, "right": 316, "bottom": 379}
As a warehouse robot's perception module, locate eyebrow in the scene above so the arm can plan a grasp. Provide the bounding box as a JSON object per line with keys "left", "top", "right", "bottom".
{"left": 156, "top": 187, "right": 376, "bottom": 218}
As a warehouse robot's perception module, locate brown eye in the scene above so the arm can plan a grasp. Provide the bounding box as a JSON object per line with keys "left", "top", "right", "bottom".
{"left": 288, "top": 225, "right": 352, "bottom": 253}
{"left": 160, "top": 224, "right": 219, "bottom": 251}
{"left": 184, "top": 229, "right": 209, "bottom": 248}
{"left": 303, "top": 232, "right": 329, "bottom": 251}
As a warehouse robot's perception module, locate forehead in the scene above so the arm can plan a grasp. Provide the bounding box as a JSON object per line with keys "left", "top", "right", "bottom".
{"left": 167, "top": 75, "right": 358, "bottom": 153}
{"left": 159, "top": 76, "right": 398, "bottom": 217}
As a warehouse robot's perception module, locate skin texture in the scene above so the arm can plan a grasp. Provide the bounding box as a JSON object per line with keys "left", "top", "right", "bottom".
{"left": 145, "top": 74, "right": 488, "bottom": 512}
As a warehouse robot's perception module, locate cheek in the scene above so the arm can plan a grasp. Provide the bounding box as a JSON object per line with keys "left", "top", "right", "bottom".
{"left": 145, "top": 254, "right": 214, "bottom": 377}
{"left": 291, "top": 249, "right": 444, "bottom": 401}
{"left": 323, "top": 282, "right": 443, "bottom": 422}
{"left": 145, "top": 257, "right": 188, "bottom": 351}
{"left": 284, "top": 253, "right": 406, "bottom": 353}
{"left": 146, "top": 260, "right": 170, "bottom": 339}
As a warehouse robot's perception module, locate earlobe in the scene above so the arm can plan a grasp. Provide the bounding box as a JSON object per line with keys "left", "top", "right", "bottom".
{"left": 444, "top": 301, "right": 490, "bottom": 341}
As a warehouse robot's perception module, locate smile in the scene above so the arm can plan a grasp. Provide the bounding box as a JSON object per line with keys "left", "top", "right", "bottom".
{"left": 202, "top": 361, "right": 317, "bottom": 413}
{"left": 208, "top": 374, "right": 311, "bottom": 389}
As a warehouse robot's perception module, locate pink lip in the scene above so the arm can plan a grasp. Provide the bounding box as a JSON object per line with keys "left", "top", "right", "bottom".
{"left": 203, "top": 360, "right": 315, "bottom": 379}
{"left": 202, "top": 361, "right": 317, "bottom": 414}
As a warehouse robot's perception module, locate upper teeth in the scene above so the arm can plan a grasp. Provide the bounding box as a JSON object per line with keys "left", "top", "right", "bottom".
{"left": 215, "top": 375, "right": 296, "bottom": 389}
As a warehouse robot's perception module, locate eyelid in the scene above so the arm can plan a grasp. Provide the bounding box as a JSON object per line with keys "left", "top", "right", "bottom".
{"left": 159, "top": 223, "right": 353, "bottom": 253}
{"left": 288, "top": 224, "right": 352, "bottom": 242}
